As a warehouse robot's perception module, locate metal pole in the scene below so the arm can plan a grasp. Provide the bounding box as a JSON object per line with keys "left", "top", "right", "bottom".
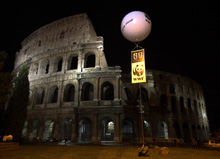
{"left": 139, "top": 83, "right": 144, "bottom": 146}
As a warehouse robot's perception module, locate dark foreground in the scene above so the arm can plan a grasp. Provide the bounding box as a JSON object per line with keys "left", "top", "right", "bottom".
{"left": 1, "top": 144, "right": 220, "bottom": 159}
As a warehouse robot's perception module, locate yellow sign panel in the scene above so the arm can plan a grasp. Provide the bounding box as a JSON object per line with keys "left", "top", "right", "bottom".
{"left": 131, "top": 49, "right": 146, "bottom": 83}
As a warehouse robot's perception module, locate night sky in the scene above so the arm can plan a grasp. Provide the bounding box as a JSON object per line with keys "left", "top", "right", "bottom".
{"left": 0, "top": 2, "right": 220, "bottom": 131}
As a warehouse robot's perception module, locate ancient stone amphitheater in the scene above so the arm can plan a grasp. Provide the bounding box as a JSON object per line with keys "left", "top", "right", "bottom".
{"left": 12, "top": 13, "right": 210, "bottom": 144}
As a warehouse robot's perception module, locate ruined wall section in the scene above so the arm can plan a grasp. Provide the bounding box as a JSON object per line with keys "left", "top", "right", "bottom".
{"left": 14, "top": 13, "right": 99, "bottom": 72}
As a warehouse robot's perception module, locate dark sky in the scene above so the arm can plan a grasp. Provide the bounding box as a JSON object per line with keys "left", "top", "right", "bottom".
{"left": 1, "top": 2, "right": 220, "bottom": 130}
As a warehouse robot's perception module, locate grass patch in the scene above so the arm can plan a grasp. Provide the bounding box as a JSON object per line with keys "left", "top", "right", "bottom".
{"left": 1, "top": 145, "right": 220, "bottom": 159}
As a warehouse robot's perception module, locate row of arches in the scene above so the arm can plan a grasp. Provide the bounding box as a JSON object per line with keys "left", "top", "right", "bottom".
{"left": 22, "top": 117, "right": 209, "bottom": 143}
{"left": 31, "top": 84, "right": 206, "bottom": 119}
{"left": 23, "top": 118, "right": 134, "bottom": 142}
{"left": 30, "top": 53, "right": 96, "bottom": 76}
{"left": 30, "top": 81, "right": 115, "bottom": 105}
{"left": 160, "top": 94, "right": 206, "bottom": 117}
{"left": 124, "top": 86, "right": 206, "bottom": 118}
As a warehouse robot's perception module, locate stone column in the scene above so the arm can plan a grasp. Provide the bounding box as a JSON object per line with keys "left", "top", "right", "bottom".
{"left": 78, "top": 51, "right": 84, "bottom": 72}
{"left": 71, "top": 118, "right": 77, "bottom": 142}
{"left": 58, "top": 81, "right": 63, "bottom": 107}
{"left": 53, "top": 122, "right": 60, "bottom": 140}
{"left": 114, "top": 75, "right": 121, "bottom": 101}
{"left": 43, "top": 85, "right": 49, "bottom": 108}
{"left": 167, "top": 118, "right": 175, "bottom": 138}
{"left": 92, "top": 113, "right": 98, "bottom": 142}
{"left": 151, "top": 118, "right": 157, "bottom": 139}
{"left": 94, "top": 77, "right": 100, "bottom": 102}
{"left": 114, "top": 113, "right": 120, "bottom": 142}
{"left": 38, "top": 120, "right": 45, "bottom": 141}
{"left": 63, "top": 53, "right": 68, "bottom": 72}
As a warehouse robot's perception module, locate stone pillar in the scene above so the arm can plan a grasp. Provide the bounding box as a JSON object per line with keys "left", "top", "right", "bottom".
{"left": 95, "top": 50, "right": 100, "bottom": 67}
{"left": 71, "top": 120, "right": 77, "bottom": 142}
{"left": 38, "top": 120, "right": 45, "bottom": 141}
{"left": 94, "top": 77, "right": 100, "bottom": 102}
{"left": 114, "top": 113, "right": 120, "bottom": 142}
{"left": 58, "top": 81, "right": 63, "bottom": 107}
{"left": 78, "top": 51, "right": 84, "bottom": 72}
{"left": 114, "top": 75, "right": 121, "bottom": 101}
{"left": 92, "top": 113, "right": 98, "bottom": 142}
{"left": 63, "top": 53, "right": 68, "bottom": 72}
{"left": 43, "top": 85, "right": 49, "bottom": 108}
{"left": 53, "top": 122, "right": 60, "bottom": 140}
{"left": 151, "top": 118, "right": 157, "bottom": 139}
{"left": 49, "top": 57, "right": 55, "bottom": 74}
{"left": 77, "top": 78, "right": 81, "bottom": 107}
{"left": 167, "top": 118, "right": 175, "bottom": 138}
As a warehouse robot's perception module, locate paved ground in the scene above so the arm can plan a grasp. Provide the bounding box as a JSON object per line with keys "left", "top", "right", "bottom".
{"left": 1, "top": 144, "right": 220, "bottom": 159}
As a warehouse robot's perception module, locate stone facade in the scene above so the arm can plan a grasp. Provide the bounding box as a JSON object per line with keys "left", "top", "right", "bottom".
{"left": 13, "top": 13, "right": 210, "bottom": 143}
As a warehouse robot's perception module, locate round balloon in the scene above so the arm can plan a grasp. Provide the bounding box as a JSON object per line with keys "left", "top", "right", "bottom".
{"left": 121, "top": 11, "right": 152, "bottom": 43}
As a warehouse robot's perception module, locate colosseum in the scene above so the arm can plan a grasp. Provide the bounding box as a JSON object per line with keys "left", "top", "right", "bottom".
{"left": 12, "top": 13, "right": 210, "bottom": 144}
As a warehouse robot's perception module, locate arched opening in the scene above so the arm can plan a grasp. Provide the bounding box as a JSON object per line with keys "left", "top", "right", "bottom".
{"left": 101, "top": 82, "right": 114, "bottom": 100}
{"left": 63, "top": 84, "right": 75, "bottom": 102}
{"left": 157, "top": 121, "right": 168, "bottom": 139}
{"left": 183, "top": 123, "right": 191, "bottom": 142}
{"left": 36, "top": 87, "right": 44, "bottom": 105}
{"left": 81, "top": 83, "right": 94, "bottom": 101}
{"left": 48, "top": 86, "right": 58, "bottom": 103}
{"left": 171, "top": 96, "right": 177, "bottom": 112}
{"left": 43, "top": 120, "right": 55, "bottom": 141}
{"left": 144, "top": 120, "right": 152, "bottom": 137}
{"left": 100, "top": 118, "right": 114, "bottom": 141}
{"left": 160, "top": 94, "right": 168, "bottom": 106}
{"left": 85, "top": 54, "right": 95, "bottom": 68}
{"left": 173, "top": 122, "right": 181, "bottom": 138}
{"left": 61, "top": 118, "right": 72, "bottom": 141}
{"left": 68, "top": 56, "right": 78, "bottom": 70}
{"left": 57, "top": 58, "right": 63, "bottom": 72}
{"left": 52, "top": 57, "right": 63, "bottom": 72}
{"left": 29, "top": 120, "right": 39, "bottom": 141}
{"left": 78, "top": 118, "right": 92, "bottom": 142}
{"left": 46, "top": 63, "right": 50, "bottom": 74}
{"left": 122, "top": 118, "right": 136, "bottom": 142}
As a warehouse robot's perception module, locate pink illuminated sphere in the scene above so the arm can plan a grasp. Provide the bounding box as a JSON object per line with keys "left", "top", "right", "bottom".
{"left": 121, "top": 11, "right": 152, "bottom": 43}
